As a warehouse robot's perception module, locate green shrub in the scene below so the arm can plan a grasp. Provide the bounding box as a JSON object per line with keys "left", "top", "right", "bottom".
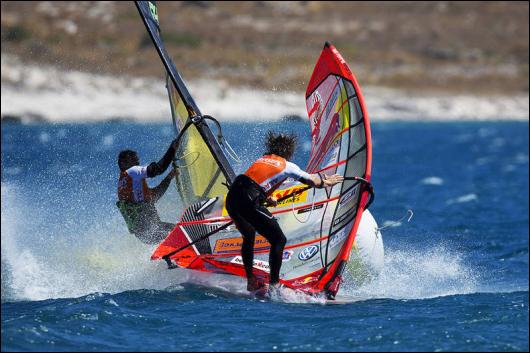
{"left": 2, "top": 25, "right": 31, "bottom": 42}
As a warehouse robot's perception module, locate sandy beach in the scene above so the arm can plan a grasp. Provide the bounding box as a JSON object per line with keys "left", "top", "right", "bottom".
{"left": 2, "top": 55, "right": 528, "bottom": 123}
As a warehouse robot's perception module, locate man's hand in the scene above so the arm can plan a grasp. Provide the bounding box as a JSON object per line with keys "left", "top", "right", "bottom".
{"left": 323, "top": 174, "right": 344, "bottom": 187}
{"left": 309, "top": 173, "right": 344, "bottom": 188}
{"left": 266, "top": 196, "right": 278, "bottom": 207}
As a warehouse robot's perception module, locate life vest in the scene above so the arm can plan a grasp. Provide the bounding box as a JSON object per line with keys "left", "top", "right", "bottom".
{"left": 117, "top": 167, "right": 158, "bottom": 234}
{"left": 117, "top": 168, "right": 152, "bottom": 203}
{"left": 244, "top": 154, "right": 310, "bottom": 194}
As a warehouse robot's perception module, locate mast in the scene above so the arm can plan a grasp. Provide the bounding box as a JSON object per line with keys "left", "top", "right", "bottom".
{"left": 135, "top": 1, "right": 236, "bottom": 184}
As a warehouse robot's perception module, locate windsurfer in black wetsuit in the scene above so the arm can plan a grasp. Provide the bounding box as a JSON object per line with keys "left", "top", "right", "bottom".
{"left": 225, "top": 131, "right": 344, "bottom": 293}
{"left": 116, "top": 139, "right": 179, "bottom": 244}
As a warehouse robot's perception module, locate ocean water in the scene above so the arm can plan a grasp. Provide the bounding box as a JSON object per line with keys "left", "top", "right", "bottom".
{"left": 1, "top": 120, "right": 528, "bottom": 351}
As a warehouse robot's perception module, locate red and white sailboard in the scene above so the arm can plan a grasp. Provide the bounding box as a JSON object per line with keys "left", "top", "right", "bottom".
{"left": 137, "top": 1, "right": 384, "bottom": 299}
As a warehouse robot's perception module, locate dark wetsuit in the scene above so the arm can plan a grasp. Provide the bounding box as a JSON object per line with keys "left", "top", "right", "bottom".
{"left": 225, "top": 154, "right": 311, "bottom": 285}
{"left": 117, "top": 143, "right": 176, "bottom": 244}
{"left": 225, "top": 174, "right": 286, "bottom": 285}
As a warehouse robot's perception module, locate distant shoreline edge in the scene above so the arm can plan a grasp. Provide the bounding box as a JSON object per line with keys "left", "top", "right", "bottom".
{"left": 2, "top": 55, "right": 528, "bottom": 123}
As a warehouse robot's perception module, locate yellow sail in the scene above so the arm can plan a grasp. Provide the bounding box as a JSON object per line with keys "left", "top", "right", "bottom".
{"left": 167, "top": 77, "right": 227, "bottom": 205}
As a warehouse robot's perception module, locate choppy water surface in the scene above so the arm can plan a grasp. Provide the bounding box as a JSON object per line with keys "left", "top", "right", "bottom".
{"left": 2, "top": 121, "right": 528, "bottom": 351}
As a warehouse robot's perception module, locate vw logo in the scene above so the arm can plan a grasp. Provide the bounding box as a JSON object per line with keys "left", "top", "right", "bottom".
{"left": 298, "top": 245, "right": 319, "bottom": 261}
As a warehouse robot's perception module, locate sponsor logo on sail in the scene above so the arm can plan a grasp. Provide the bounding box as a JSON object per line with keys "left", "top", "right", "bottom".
{"left": 298, "top": 245, "right": 319, "bottom": 261}
{"left": 339, "top": 188, "right": 357, "bottom": 206}
{"left": 214, "top": 235, "right": 270, "bottom": 254}
{"left": 272, "top": 186, "right": 308, "bottom": 207}
{"left": 329, "top": 229, "right": 348, "bottom": 249}
{"left": 282, "top": 250, "right": 294, "bottom": 262}
{"left": 231, "top": 257, "right": 270, "bottom": 272}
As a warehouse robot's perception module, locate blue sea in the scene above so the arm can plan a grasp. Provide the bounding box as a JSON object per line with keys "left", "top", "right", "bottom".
{"left": 1, "top": 120, "right": 528, "bottom": 351}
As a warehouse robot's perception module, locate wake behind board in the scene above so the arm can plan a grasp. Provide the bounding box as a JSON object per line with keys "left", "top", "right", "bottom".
{"left": 247, "top": 288, "right": 365, "bottom": 305}
{"left": 179, "top": 274, "right": 369, "bottom": 304}
{"left": 253, "top": 285, "right": 369, "bottom": 305}
{"left": 323, "top": 296, "right": 368, "bottom": 305}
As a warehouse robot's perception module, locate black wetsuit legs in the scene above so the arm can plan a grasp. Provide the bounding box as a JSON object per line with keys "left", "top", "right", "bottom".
{"left": 226, "top": 175, "right": 287, "bottom": 285}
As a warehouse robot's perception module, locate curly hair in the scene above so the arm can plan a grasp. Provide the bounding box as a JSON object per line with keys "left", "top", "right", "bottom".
{"left": 264, "top": 131, "right": 297, "bottom": 160}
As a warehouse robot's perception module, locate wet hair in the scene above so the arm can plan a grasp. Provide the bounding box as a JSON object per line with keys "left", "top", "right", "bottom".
{"left": 118, "top": 149, "right": 139, "bottom": 171}
{"left": 265, "top": 131, "right": 297, "bottom": 160}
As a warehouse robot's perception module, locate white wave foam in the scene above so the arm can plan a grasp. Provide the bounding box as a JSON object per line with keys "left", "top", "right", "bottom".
{"left": 342, "top": 244, "right": 479, "bottom": 300}
{"left": 420, "top": 176, "right": 444, "bottom": 185}
{"left": 183, "top": 271, "right": 328, "bottom": 304}
{"left": 381, "top": 220, "right": 403, "bottom": 228}
{"left": 446, "top": 193, "right": 478, "bottom": 205}
{"left": 0, "top": 182, "right": 503, "bottom": 304}
{"left": 269, "top": 286, "right": 327, "bottom": 304}
{"left": 1, "top": 182, "right": 187, "bottom": 302}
